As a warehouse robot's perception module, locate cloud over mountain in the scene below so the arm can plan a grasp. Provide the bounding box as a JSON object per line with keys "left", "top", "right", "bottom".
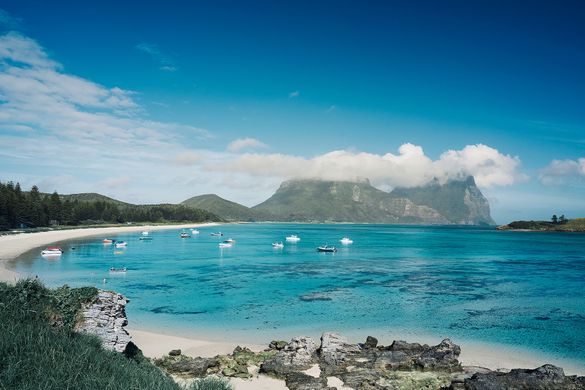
{"left": 211, "top": 143, "right": 524, "bottom": 189}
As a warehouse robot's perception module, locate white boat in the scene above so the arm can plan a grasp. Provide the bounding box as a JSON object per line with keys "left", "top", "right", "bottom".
{"left": 180, "top": 232, "right": 190, "bottom": 238}
{"left": 141, "top": 231, "right": 149, "bottom": 236}
{"left": 41, "top": 246, "right": 63, "bottom": 256}
{"left": 115, "top": 241, "right": 127, "bottom": 248}
{"left": 191, "top": 229, "right": 200, "bottom": 235}
{"left": 210, "top": 232, "right": 223, "bottom": 237}
{"left": 219, "top": 242, "right": 232, "bottom": 248}
{"left": 317, "top": 245, "right": 337, "bottom": 253}
{"left": 272, "top": 242, "right": 284, "bottom": 249}
{"left": 285, "top": 235, "right": 301, "bottom": 243}
{"left": 340, "top": 237, "right": 353, "bottom": 245}
{"left": 139, "top": 236, "right": 152, "bottom": 241}
{"left": 224, "top": 238, "right": 236, "bottom": 244}
{"left": 109, "top": 267, "right": 127, "bottom": 273}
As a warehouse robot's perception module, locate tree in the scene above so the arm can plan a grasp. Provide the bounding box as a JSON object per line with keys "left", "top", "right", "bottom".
{"left": 559, "top": 215, "right": 568, "bottom": 224}
{"left": 551, "top": 214, "right": 558, "bottom": 224}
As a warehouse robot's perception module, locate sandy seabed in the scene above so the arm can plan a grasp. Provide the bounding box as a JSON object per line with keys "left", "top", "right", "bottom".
{"left": 1, "top": 223, "right": 583, "bottom": 389}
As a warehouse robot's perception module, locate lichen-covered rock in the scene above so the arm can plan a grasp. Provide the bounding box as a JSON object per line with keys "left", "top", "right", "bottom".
{"left": 415, "top": 339, "right": 461, "bottom": 371}
{"left": 319, "top": 332, "right": 361, "bottom": 366}
{"left": 261, "top": 336, "right": 319, "bottom": 376}
{"left": 285, "top": 372, "right": 333, "bottom": 390}
{"left": 155, "top": 355, "right": 219, "bottom": 377}
{"left": 269, "top": 340, "right": 289, "bottom": 350}
{"left": 462, "top": 364, "right": 585, "bottom": 390}
{"left": 75, "top": 290, "right": 131, "bottom": 353}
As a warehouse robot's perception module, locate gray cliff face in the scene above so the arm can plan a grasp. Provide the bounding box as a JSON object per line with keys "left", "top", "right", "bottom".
{"left": 253, "top": 176, "right": 495, "bottom": 225}
{"left": 75, "top": 290, "right": 132, "bottom": 353}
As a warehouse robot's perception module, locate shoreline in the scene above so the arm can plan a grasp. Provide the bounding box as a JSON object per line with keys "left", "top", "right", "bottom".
{"left": 127, "top": 326, "right": 585, "bottom": 377}
{"left": 0, "top": 222, "right": 220, "bottom": 283}
{"left": 1, "top": 225, "right": 583, "bottom": 384}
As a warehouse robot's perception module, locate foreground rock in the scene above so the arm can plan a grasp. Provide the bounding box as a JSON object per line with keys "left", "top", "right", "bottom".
{"left": 150, "top": 331, "right": 584, "bottom": 390}
{"left": 75, "top": 290, "right": 132, "bottom": 353}
{"left": 260, "top": 332, "right": 460, "bottom": 389}
{"left": 454, "top": 364, "right": 585, "bottom": 390}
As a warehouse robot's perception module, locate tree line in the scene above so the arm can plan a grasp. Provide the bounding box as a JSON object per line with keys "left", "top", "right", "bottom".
{"left": 0, "top": 181, "right": 220, "bottom": 231}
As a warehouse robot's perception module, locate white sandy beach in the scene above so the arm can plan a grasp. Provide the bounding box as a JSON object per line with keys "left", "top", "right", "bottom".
{"left": 1, "top": 225, "right": 583, "bottom": 390}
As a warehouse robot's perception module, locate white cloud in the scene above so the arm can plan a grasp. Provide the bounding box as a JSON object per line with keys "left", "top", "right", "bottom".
{"left": 227, "top": 137, "right": 268, "bottom": 152}
{"left": 210, "top": 143, "right": 524, "bottom": 189}
{"left": 539, "top": 158, "right": 585, "bottom": 185}
{"left": 172, "top": 150, "right": 201, "bottom": 166}
{"left": 135, "top": 42, "right": 177, "bottom": 72}
{"left": 289, "top": 90, "right": 300, "bottom": 98}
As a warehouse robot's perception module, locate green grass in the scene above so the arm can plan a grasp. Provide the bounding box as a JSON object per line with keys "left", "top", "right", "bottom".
{"left": 0, "top": 280, "right": 233, "bottom": 390}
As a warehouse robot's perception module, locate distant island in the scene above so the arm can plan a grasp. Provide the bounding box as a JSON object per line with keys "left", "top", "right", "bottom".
{"left": 1, "top": 175, "right": 495, "bottom": 231}
{"left": 184, "top": 176, "right": 495, "bottom": 225}
{"left": 497, "top": 216, "right": 585, "bottom": 232}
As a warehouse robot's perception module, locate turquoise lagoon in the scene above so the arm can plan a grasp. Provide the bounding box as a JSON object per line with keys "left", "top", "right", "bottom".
{"left": 12, "top": 224, "right": 585, "bottom": 367}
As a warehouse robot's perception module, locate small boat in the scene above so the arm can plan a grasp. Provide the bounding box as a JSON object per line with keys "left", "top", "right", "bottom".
{"left": 191, "top": 229, "right": 200, "bottom": 235}
{"left": 340, "top": 237, "right": 354, "bottom": 245}
{"left": 317, "top": 245, "right": 337, "bottom": 253}
{"left": 102, "top": 239, "right": 113, "bottom": 244}
{"left": 141, "top": 231, "right": 149, "bottom": 236}
{"left": 210, "top": 232, "right": 223, "bottom": 237}
{"left": 180, "top": 232, "right": 190, "bottom": 238}
{"left": 219, "top": 242, "right": 232, "bottom": 248}
{"left": 41, "top": 246, "right": 63, "bottom": 256}
{"left": 109, "top": 267, "right": 127, "bottom": 273}
{"left": 115, "top": 241, "right": 127, "bottom": 248}
{"left": 285, "top": 235, "right": 301, "bottom": 243}
{"left": 272, "top": 242, "right": 284, "bottom": 249}
{"left": 139, "top": 236, "right": 152, "bottom": 241}
{"left": 224, "top": 238, "right": 236, "bottom": 244}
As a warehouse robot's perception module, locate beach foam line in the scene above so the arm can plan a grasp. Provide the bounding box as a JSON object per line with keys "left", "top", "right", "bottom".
{"left": 0, "top": 222, "right": 220, "bottom": 283}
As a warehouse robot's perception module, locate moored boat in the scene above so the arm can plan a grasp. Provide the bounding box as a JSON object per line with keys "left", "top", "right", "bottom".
{"left": 285, "top": 234, "right": 301, "bottom": 242}
{"left": 191, "top": 229, "right": 200, "bottom": 235}
{"left": 141, "top": 231, "right": 149, "bottom": 236}
{"left": 219, "top": 242, "right": 232, "bottom": 248}
{"left": 41, "top": 246, "right": 63, "bottom": 256}
{"left": 340, "top": 237, "right": 353, "bottom": 245}
{"left": 224, "top": 238, "right": 236, "bottom": 244}
{"left": 272, "top": 242, "right": 284, "bottom": 249}
{"left": 109, "top": 267, "right": 127, "bottom": 273}
{"left": 210, "top": 232, "right": 223, "bottom": 237}
{"left": 115, "top": 241, "right": 127, "bottom": 248}
{"left": 317, "top": 245, "right": 337, "bottom": 252}
{"left": 102, "top": 239, "right": 113, "bottom": 244}
{"left": 139, "top": 236, "right": 152, "bottom": 241}
{"left": 180, "top": 232, "right": 190, "bottom": 238}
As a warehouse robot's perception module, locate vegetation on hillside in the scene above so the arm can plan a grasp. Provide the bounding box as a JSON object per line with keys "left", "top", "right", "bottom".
{"left": 0, "top": 180, "right": 221, "bottom": 231}
{"left": 181, "top": 194, "right": 272, "bottom": 222}
{"left": 497, "top": 217, "right": 585, "bottom": 232}
{"left": 0, "top": 279, "right": 232, "bottom": 390}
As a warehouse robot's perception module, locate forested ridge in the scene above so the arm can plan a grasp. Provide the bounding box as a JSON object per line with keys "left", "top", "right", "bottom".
{"left": 0, "top": 181, "right": 221, "bottom": 231}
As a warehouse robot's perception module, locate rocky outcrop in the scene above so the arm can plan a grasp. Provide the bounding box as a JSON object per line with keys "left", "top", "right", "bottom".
{"left": 150, "top": 332, "right": 584, "bottom": 390}
{"left": 456, "top": 364, "right": 585, "bottom": 390}
{"left": 75, "top": 290, "right": 132, "bottom": 353}
{"left": 260, "top": 333, "right": 462, "bottom": 389}
{"left": 260, "top": 336, "right": 320, "bottom": 375}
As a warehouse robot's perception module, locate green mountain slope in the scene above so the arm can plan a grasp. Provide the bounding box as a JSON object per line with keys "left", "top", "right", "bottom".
{"left": 252, "top": 177, "right": 494, "bottom": 225}
{"left": 181, "top": 194, "right": 271, "bottom": 222}
{"left": 60, "top": 192, "right": 130, "bottom": 205}
{"left": 252, "top": 179, "right": 449, "bottom": 223}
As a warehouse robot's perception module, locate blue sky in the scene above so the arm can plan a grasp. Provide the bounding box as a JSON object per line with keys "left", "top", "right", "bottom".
{"left": 0, "top": 1, "right": 584, "bottom": 222}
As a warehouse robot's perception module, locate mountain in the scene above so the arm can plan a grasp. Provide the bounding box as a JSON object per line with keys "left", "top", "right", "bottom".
{"left": 391, "top": 176, "right": 495, "bottom": 225}
{"left": 181, "top": 194, "right": 271, "bottom": 222}
{"left": 252, "top": 177, "right": 495, "bottom": 225}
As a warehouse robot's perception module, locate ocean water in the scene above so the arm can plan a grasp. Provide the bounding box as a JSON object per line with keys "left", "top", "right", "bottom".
{"left": 12, "top": 224, "right": 585, "bottom": 366}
